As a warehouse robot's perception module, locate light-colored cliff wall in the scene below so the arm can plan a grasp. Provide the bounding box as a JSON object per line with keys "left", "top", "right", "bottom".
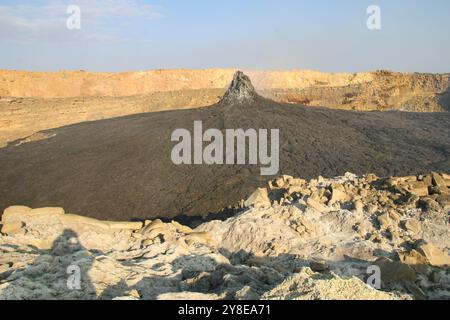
{"left": 0, "top": 69, "right": 449, "bottom": 147}
{"left": 0, "top": 69, "right": 377, "bottom": 98}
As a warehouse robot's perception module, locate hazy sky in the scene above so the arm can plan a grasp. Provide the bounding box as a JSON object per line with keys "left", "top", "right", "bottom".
{"left": 1, "top": 0, "right": 450, "bottom": 72}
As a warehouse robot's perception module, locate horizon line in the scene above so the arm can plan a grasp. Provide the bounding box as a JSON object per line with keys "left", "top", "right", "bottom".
{"left": 1, "top": 67, "right": 449, "bottom": 75}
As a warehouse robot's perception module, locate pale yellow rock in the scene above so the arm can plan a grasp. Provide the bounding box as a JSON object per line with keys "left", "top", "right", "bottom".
{"left": 244, "top": 188, "right": 271, "bottom": 208}
{"left": 365, "top": 173, "right": 379, "bottom": 183}
{"left": 274, "top": 177, "right": 287, "bottom": 188}
{"left": 398, "top": 249, "right": 429, "bottom": 266}
{"left": 306, "top": 197, "right": 328, "bottom": 212}
{"left": 431, "top": 172, "right": 447, "bottom": 189}
{"left": 1, "top": 221, "right": 23, "bottom": 235}
{"left": 289, "top": 178, "right": 306, "bottom": 187}
{"left": 377, "top": 213, "right": 392, "bottom": 230}
{"left": 139, "top": 220, "right": 173, "bottom": 242}
{"left": 367, "top": 204, "right": 379, "bottom": 214}
{"left": 329, "top": 183, "right": 350, "bottom": 205}
{"left": 406, "top": 182, "right": 429, "bottom": 197}
{"left": 1, "top": 206, "right": 31, "bottom": 223}
{"left": 416, "top": 242, "right": 450, "bottom": 267}
{"left": 106, "top": 221, "right": 143, "bottom": 230}
{"left": 403, "top": 176, "right": 418, "bottom": 183}
{"left": 143, "top": 227, "right": 172, "bottom": 241}
{"left": 30, "top": 207, "right": 65, "bottom": 216}
{"left": 171, "top": 221, "right": 193, "bottom": 234}
{"left": 144, "top": 220, "right": 152, "bottom": 226}
{"left": 287, "top": 185, "right": 304, "bottom": 195}
{"left": 420, "top": 174, "right": 432, "bottom": 186}
{"left": 404, "top": 219, "right": 421, "bottom": 234}
{"left": 281, "top": 175, "right": 294, "bottom": 183}
{"left": 184, "top": 232, "right": 214, "bottom": 246}
{"left": 140, "top": 219, "right": 165, "bottom": 234}
{"left": 2, "top": 206, "right": 65, "bottom": 228}
{"left": 353, "top": 200, "right": 364, "bottom": 213}
{"left": 296, "top": 217, "right": 316, "bottom": 236}
{"left": 62, "top": 214, "right": 142, "bottom": 231}
{"left": 262, "top": 268, "right": 409, "bottom": 300}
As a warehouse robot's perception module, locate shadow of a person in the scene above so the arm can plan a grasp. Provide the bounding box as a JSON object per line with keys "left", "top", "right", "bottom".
{"left": 0, "top": 229, "right": 99, "bottom": 300}
{"left": 50, "top": 229, "right": 98, "bottom": 299}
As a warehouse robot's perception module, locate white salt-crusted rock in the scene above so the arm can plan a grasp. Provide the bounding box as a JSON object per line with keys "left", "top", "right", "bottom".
{"left": 0, "top": 173, "right": 449, "bottom": 300}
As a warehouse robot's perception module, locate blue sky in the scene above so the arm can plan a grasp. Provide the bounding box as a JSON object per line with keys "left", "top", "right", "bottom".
{"left": 1, "top": 0, "right": 450, "bottom": 72}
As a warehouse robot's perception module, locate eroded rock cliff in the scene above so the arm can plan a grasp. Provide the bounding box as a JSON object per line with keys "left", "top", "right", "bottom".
{"left": 1, "top": 69, "right": 449, "bottom": 147}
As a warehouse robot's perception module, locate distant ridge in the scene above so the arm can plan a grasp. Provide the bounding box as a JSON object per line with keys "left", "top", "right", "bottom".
{"left": 1, "top": 69, "right": 448, "bottom": 110}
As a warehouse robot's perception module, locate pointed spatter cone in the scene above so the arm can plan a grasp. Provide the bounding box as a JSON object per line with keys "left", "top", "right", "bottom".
{"left": 219, "top": 71, "right": 259, "bottom": 105}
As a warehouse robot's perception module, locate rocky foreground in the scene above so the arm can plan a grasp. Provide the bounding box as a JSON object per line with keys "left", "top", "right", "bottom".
{"left": 0, "top": 172, "right": 449, "bottom": 300}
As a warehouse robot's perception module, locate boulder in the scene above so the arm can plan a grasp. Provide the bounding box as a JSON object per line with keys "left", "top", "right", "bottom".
{"left": 184, "top": 232, "right": 214, "bottom": 246}
{"left": 328, "top": 183, "right": 350, "bottom": 205}
{"left": 421, "top": 174, "right": 433, "bottom": 186}
{"left": 289, "top": 178, "right": 306, "bottom": 187}
{"left": 404, "top": 219, "right": 421, "bottom": 234}
{"left": 374, "top": 258, "right": 416, "bottom": 284}
{"left": 140, "top": 219, "right": 172, "bottom": 241}
{"left": 1, "top": 220, "right": 23, "bottom": 236}
{"left": 30, "top": 207, "right": 65, "bottom": 217}
{"left": 415, "top": 241, "right": 450, "bottom": 267}
{"left": 273, "top": 177, "right": 286, "bottom": 188}
{"left": 63, "top": 214, "right": 142, "bottom": 231}
{"left": 306, "top": 197, "right": 328, "bottom": 212}
{"left": 273, "top": 175, "right": 294, "bottom": 188}
{"left": 1, "top": 206, "right": 32, "bottom": 224}
{"left": 171, "top": 221, "right": 193, "bottom": 234}
{"left": 1, "top": 206, "right": 65, "bottom": 236}
{"left": 244, "top": 188, "right": 271, "bottom": 208}
{"left": 286, "top": 185, "right": 305, "bottom": 195}
{"left": 397, "top": 249, "right": 428, "bottom": 266}
{"left": 405, "top": 182, "right": 429, "bottom": 197}
{"left": 431, "top": 172, "right": 447, "bottom": 189}
{"left": 105, "top": 221, "right": 143, "bottom": 231}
